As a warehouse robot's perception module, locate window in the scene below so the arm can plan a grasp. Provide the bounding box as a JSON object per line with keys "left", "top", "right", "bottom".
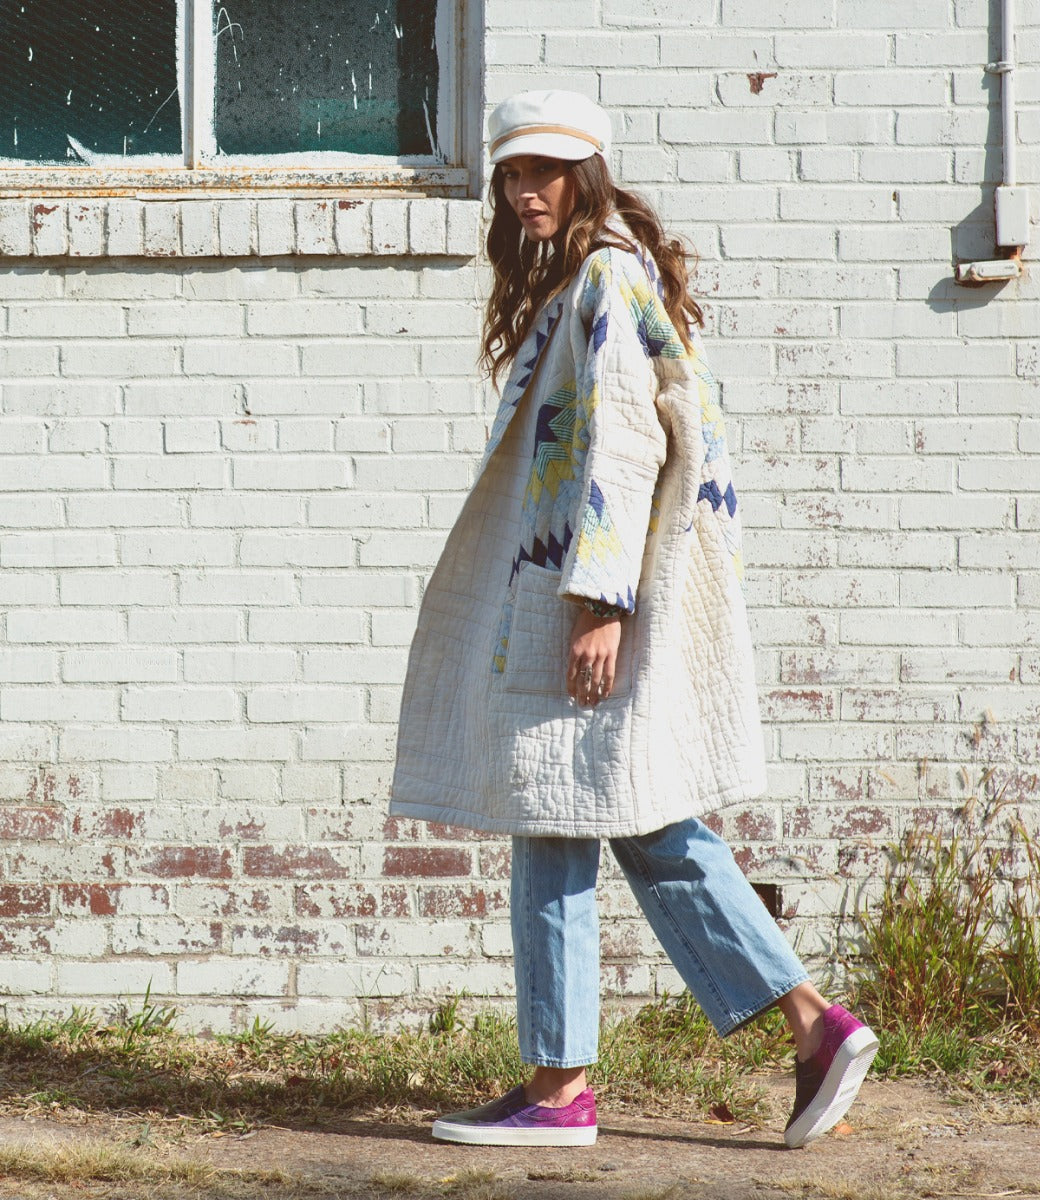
{"left": 0, "top": 0, "right": 475, "bottom": 195}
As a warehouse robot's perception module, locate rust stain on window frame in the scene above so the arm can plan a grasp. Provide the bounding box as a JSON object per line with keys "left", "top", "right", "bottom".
{"left": 0, "top": 165, "right": 469, "bottom": 199}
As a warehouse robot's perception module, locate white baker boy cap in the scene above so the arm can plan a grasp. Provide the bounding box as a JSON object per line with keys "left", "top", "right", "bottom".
{"left": 487, "top": 90, "right": 612, "bottom": 165}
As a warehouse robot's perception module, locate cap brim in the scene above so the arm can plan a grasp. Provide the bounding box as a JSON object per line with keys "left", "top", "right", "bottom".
{"left": 489, "top": 132, "right": 602, "bottom": 165}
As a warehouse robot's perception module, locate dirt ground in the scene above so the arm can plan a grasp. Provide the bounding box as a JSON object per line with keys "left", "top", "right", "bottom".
{"left": 2, "top": 1075, "right": 1039, "bottom": 1200}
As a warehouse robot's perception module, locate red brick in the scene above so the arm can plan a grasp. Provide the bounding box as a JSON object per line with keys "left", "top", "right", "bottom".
{"left": 0, "top": 885, "right": 51, "bottom": 917}
{"left": 425, "top": 822, "right": 496, "bottom": 842}
{"left": 600, "top": 923, "right": 657, "bottom": 959}
{"left": 294, "top": 883, "right": 410, "bottom": 919}
{"left": 382, "top": 846, "right": 472, "bottom": 878}
{"left": 27, "top": 771, "right": 77, "bottom": 805}
{"left": 995, "top": 772, "right": 1040, "bottom": 806}
{"left": 304, "top": 808, "right": 354, "bottom": 840}
{"left": 71, "top": 807, "right": 143, "bottom": 838}
{"left": 231, "top": 924, "right": 321, "bottom": 955}
{"left": 838, "top": 843, "right": 892, "bottom": 878}
{"left": 808, "top": 768, "right": 866, "bottom": 803}
{"left": 382, "top": 816, "right": 424, "bottom": 842}
{"left": 59, "top": 884, "right": 117, "bottom": 916}
{"left": 732, "top": 843, "right": 833, "bottom": 876}
{"left": 731, "top": 807, "right": 780, "bottom": 841}
{"left": 0, "top": 806, "right": 62, "bottom": 839}
{"left": 177, "top": 885, "right": 279, "bottom": 918}
{"left": 132, "top": 846, "right": 233, "bottom": 879}
{"left": 760, "top": 689, "right": 836, "bottom": 721}
{"left": 0, "top": 923, "right": 52, "bottom": 954}
{"left": 784, "top": 805, "right": 891, "bottom": 840}
{"left": 418, "top": 885, "right": 508, "bottom": 918}
{"left": 702, "top": 812, "right": 725, "bottom": 836}
{"left": 479, "top": 846, "right": 512, "bottom": 878}
{"left": 242, "top": 845, "right": 355, "bottom": 879}
{"left": 217, "top": 816, "right": 266, "bottom": 840}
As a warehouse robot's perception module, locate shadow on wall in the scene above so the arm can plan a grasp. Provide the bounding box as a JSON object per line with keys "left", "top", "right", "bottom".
{"left": 932, "top": 7, "right": 1019, "bottom": 311}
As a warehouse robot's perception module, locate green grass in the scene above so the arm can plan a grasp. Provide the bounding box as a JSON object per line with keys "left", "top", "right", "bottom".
{"left": 0, "top": 990, "right": 784, "bottom": 1135}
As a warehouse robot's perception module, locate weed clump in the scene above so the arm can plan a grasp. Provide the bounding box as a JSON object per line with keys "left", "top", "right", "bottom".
{"left": 851, "top": 794, "right": 1040, "bottom": 1090}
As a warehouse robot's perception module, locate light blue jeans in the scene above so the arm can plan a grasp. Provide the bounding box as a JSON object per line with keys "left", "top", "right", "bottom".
{"left": 510, "top": 818, "right": 809, "bottom": 1067}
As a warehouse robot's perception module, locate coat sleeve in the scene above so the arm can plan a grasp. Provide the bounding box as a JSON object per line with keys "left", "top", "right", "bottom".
{"left": 557, "top": 248, "right": 671, "bottom": 614}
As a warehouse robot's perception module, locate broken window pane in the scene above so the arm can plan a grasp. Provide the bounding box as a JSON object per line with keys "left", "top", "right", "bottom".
{"left": 0, "top": 0, "right": 180, "bottom": 162}
{"left": 213, "top": 0, "right": 440, "bottom": 158}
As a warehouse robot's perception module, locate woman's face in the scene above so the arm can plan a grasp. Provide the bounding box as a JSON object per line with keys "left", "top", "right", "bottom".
{"left": 499, "top": 155, "right": 577, "bottom": 243}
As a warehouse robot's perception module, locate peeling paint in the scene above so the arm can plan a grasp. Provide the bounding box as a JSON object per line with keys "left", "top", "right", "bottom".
{"left": 31, "top": 201, "right": 57, "bottom": 231}
{"left": 748, "top": 72, "right": 777, "bottom": 95}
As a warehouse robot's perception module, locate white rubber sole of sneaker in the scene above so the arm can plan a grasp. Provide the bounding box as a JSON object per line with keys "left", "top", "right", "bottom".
{"left": 784, "top": 1026, "right": 880, "bottom": 1149}
{"left": 431, "top": 1119, "right": 597, "bottom": 1147}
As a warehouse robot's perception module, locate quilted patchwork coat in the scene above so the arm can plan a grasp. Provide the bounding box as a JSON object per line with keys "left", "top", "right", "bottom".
{"left": 390, "top": 240, "right": 766, "bottom": 836}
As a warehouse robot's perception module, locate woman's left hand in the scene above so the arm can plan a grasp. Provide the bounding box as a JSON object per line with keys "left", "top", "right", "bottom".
{"left": 567, "top": 608, "right": 622, "bottom": 707}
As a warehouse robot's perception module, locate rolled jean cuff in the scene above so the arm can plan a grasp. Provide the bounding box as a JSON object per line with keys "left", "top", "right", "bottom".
{"left": 717, "top": 971, "right": 811, "bottom": 1038}
{"left": 520, "top": 1053, "right": 598, "bottom": 1069}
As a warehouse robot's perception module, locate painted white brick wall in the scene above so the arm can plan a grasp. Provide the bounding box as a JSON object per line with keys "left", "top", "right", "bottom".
{"left": 1, "top": 3, "right": 1039, "bottom": 1030}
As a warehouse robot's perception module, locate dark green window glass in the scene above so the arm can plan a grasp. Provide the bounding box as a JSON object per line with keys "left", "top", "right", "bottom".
{"left": 0, "top": 0, "right": 180, "bottom": 162}
{"left": 213, "top": 1, "right": 440, "bottom": 158}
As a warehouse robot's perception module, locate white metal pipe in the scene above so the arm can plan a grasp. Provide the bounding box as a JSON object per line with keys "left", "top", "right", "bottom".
{"left": 1002, "top": 0, "right": 1017, "bottom": 188}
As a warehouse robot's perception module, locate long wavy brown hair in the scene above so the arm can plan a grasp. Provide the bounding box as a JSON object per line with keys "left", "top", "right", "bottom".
{"left": 481, "top": 153, "right": 704, "bottom": 382}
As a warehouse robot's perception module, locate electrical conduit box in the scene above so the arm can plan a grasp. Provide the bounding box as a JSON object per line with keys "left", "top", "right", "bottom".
{"left": 995, "top": 186, "right": 1031, "bottom": 247}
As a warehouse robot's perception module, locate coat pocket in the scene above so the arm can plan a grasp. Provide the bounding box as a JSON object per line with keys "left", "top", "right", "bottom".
{"left": 501, "top": 562, "right": 636, "bottom": 697}
{"left": 501, "top": 563, "right": 572, "bottom": 696}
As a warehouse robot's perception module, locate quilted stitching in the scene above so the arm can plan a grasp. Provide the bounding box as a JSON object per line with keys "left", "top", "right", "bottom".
{"left": 390, "top": 241, "right": 766, "bottom": 837}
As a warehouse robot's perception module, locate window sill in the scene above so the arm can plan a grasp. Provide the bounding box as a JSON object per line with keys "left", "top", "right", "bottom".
{"left": 0, "top": 196, "right": 482, "bottom": 259}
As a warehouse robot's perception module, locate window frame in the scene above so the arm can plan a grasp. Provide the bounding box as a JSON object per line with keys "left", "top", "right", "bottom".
{"left": 0, "top": 0, "right": 481, "bottom": 199}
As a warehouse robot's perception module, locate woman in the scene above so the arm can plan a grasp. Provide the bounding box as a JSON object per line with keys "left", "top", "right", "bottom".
{"left": 390, "top": 89, "right": 877, "bottom": 1149}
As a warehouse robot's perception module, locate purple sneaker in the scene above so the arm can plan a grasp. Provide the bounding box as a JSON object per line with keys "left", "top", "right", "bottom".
{"left": 432, "top": 1085, "right": 597, "bottom": 1146}
{"left": 784, "top": 1004, "right": 879, "bottom": 1149}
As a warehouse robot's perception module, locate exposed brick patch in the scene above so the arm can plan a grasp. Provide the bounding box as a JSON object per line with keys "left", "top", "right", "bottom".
{"left": 732, "top": 843, "right": 832, "bottom": 877}
{"left": 382, "top": 846, "right": 472, "bottom": 878}
{"left": 294, "top": 883, "right": 410, "bottom": 919}
{"left": 784, "top": 805, "right": 892, "bottom": 840}
{"left": 243, "top": 845, "right": 354, "bottom": 879}
{"left": 59, "top": 884, "right": 118, "bottom": 916}
{"left": 112, "top": 918, "right": 223, "bottom": 955}
{"left": 425, "top": 823, "right": 496, "bottom": 842}
{"left": 132, "top": 846, "right": 233, "bottom": 879}
{"left": 0, "top": 923, "right": 52, "bottom": 955}
{"left": 808, "top": 768, "right": 866, "bottom": 803}
{"left": 731, "top": 807, "right": 780, "bottom": 841}
{"left": 230, "top": 923, "right": 323, "bottom": 956}
{"left": 761, "top": 689, "right": 836, "bottom": 721}
{"left": 478, "top": 846, "right": 512, "bottom": 879}
{"left": 838, "top": 843, "right": 892, "bottom": 877}
{"left": 418, "top": 885, "right": 508, "bottom": 918}
{"left": 0, "top": 885, "right": 51, "bottom": 917}
{"left": 304, "top": 808, "right": 354, "bottom": 840}
{"left": 177, "top": 885, "right": 278, "bottom": 918}
{"left": 600, "top": 923, "right": 658, "bottom": 959}
{"left": 382, "top": 817, "right": 424, "bottom": 842}
{"left": 71, "top": 807, "right": 142, "bottom": 838}
{"left": 217, "top": 816, "right": 266, "bottom": 839}
{"left": 0, "top": 806, "right": 62, "bottom": 840}
{"left": 702, "top": 812, "right": 725, "bottom": 836}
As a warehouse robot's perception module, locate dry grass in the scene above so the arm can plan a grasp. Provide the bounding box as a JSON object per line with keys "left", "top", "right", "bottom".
{"left": 0, "top": 1138, "right": 316, "bottom": 1198}
{"left": 368, "top": 1169, "right": 427, "bottom": 1194}
{"left": 438, "top": 1168, "right": 515, "bottom": 1200}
